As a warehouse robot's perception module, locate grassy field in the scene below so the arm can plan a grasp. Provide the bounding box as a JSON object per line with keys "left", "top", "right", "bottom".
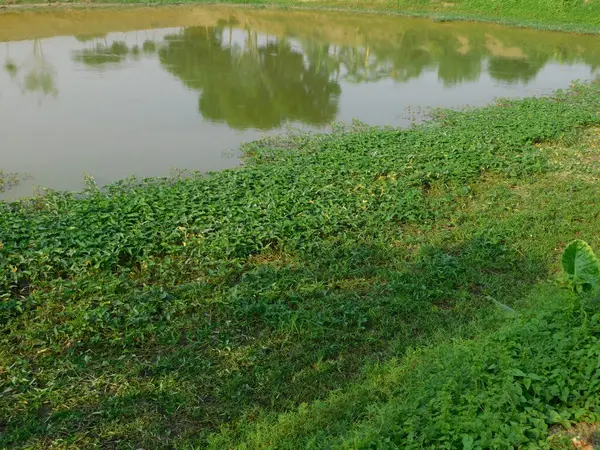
{"left": 2, "top": 78, "right": 600, "bottom": 448}
{"left": 211, "top": 286, "right": 600, "bottom": 449}
{"left": 3, "top": 0, "right": 600, "bottom": 34}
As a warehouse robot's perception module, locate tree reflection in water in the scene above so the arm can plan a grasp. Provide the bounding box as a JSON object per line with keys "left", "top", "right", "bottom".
{"left": 158, "top": 26, "right": 341, "bottom": 130}
{"left": 4, "top": 39, "right": 58, "bottom": 104}
{"left": 66, "top": 17, "right": 600, "bottom": 129}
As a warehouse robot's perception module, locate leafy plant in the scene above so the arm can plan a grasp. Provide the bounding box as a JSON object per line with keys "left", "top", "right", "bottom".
{"left": 562, "top": 239, "right": 600, "bottom": 292}
{"left": 214, "top": 287, "right": 600, "bottom": 450}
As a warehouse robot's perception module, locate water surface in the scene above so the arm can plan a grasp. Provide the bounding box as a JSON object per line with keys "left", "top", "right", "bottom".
{"left": 1, "top": 6, "right": 599, "bottom": 198}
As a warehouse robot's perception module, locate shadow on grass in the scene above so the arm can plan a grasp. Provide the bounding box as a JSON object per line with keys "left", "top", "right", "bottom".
{"left": 0, "top": 231, "right": 548, "bottom": 448}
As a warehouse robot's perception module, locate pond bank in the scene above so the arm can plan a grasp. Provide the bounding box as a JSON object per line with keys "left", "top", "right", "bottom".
{"left": 2, "top": 79, "right": 600, "bottom": 447}
{"left": 3, "top": 0, "right": 600, "bottom": 34}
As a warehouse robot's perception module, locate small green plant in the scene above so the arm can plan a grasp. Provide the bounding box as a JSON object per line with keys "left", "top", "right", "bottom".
{"left": 562, "top": 239, "right": 600, "bottom": 293}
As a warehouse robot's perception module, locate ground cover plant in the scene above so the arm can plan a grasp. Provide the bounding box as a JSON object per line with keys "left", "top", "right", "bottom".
{"left": 214, "top": 239, "right": 600, "bottom": 449}
{"left": 211, "top": 284, "right": 600, "bottom": 449}
{"left": 2, "top": 80, "right": 600, "bottom": 448}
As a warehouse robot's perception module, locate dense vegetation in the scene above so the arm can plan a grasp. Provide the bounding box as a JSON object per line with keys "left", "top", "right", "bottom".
{"left": 219, "top": 241, "right": 600, "bottom": 448}
{"left": 212, "top": 286, "right": 600, "bottom": 449}
{"left": 2, "top": 79, "right": 600, "bottom": 447}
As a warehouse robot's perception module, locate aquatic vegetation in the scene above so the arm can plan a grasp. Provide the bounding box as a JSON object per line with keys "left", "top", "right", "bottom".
{"left": 3, "top": 81, "right": 600, "bottom": 295}
{"left": 2, "top": 5, "right": 600, "bottom": 449}
{"left": 0, "top": 170, "right": 20, "bottom": 193}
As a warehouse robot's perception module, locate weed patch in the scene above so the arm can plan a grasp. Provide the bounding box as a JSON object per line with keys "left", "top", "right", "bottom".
{"left": 213, "top": 286, "right": 600, "bottom": 449}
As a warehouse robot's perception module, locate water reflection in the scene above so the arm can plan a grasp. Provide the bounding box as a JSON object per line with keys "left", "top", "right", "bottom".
{"left": 71, "top": 32, "right": 160, "bottom": 68}
{"left": 64, "top": 18, "right": 600, "bottom": 130}
{"left": 72, "top": 40, "right": 130, "bottom": 67}
{"left": 158, "top": 27, "right": 341, "bottom": 129}
{"left": 3, "top": 40, "right": 58, "bottom": 103}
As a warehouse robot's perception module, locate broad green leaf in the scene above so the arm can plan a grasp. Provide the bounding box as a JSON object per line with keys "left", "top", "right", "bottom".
{"left": 488, "top": 296, "right": 518, "bottom": 317}
{"left": 506, "top": 368, "right": 526, "bottom": 377}
{"left": 461, "top": 435, "right": 474, "bottom": 450}
{"left": 562, "top": 240, "right": 600, "bottom": 291}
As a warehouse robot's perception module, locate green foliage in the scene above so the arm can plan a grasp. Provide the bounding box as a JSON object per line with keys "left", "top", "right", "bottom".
{"left": 346, "top": 295, "right": 600, "bottom": 449}
{"left": 3, "top": 81, "right": 600, "bottom": 448}
{"left": 562, "top": 239, "right": 600, "bottom": 292}
{"left": 217, "top": 288, "right": 600, "bottom": 449}
{"left": 4, "top": 82, "right": 600, "bottom": 297}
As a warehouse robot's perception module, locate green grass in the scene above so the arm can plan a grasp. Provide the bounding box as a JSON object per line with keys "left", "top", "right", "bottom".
{"left": 6, "top": 0, "right": 600, "bottom": 35}
{"left": 211, "top": 285, "right": 600, "bottom": 449}
{"left": 2, "top": 81, "right": 600, "bottom": 448}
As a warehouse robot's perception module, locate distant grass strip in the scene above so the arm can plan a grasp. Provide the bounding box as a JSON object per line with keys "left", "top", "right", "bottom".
{"left": 4, "top": 0, "right": 600, "bottom": 34}
{"left": 2, "top": 82, "right": 600, "bottom": 448}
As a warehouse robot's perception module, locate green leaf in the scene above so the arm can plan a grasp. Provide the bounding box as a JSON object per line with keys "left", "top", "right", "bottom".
{"left": 488, "top": 296, "right": 518, "bottom": 317}
{"left": 547, "top": 409, "right": 561, "bottom": 424}
{"left": 562, "top": 240, "right": 600, "bottom": 291}
{"left": 462, "top": 435, "right": 474, "bottom": 450}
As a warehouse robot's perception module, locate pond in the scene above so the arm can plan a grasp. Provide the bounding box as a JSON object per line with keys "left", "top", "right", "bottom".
{"left": 1, "top": 6, "right": 599, "bottom": 198}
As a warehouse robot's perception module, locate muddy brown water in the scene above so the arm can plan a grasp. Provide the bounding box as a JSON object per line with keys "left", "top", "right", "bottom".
{"left": 1, "top": 6, "right": 599, "bottom": 198}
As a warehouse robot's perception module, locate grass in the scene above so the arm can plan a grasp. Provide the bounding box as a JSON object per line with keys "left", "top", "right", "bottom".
{"left": 2, "top": 79, "right": 600, "bottom": 448}
{"left": 210, "top": 286, "right": 600, "bottom": 449}
{"left": 3, "top": 0, "right": 600, "bottom": 35}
